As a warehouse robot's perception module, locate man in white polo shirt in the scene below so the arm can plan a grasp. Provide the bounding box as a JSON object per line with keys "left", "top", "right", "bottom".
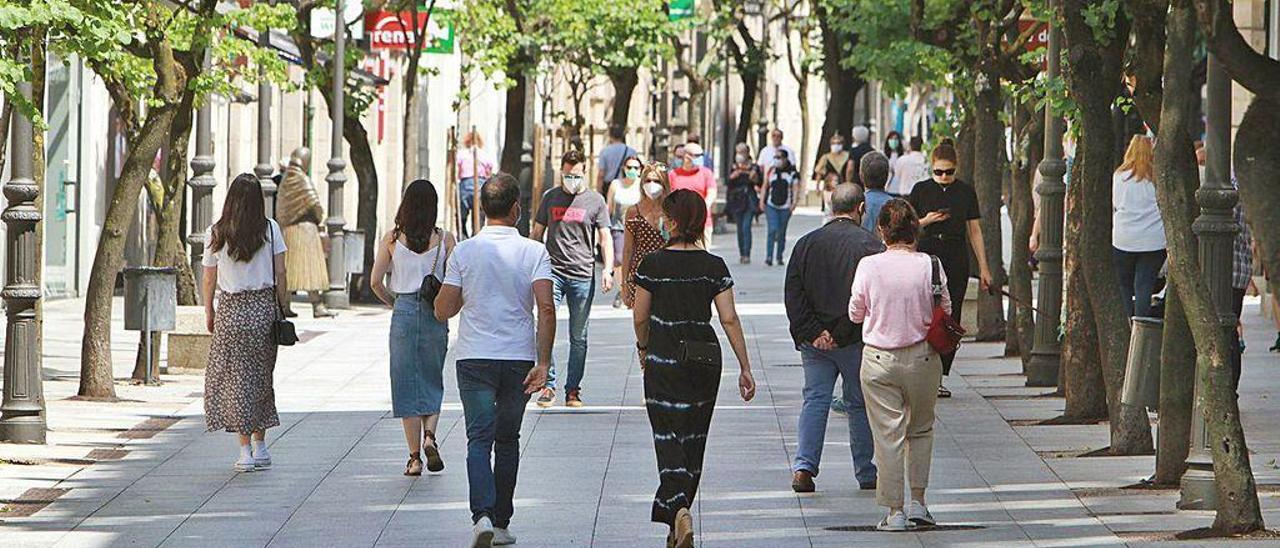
{"left": 436, "top": 173, "right": 556, "bottom": 548}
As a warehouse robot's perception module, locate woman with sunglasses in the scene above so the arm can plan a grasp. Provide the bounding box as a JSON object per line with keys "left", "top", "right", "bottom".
{"left": 620, "top": 164, "right": 671, "bottom": 308}
{"left": 906, "top": 143, "right": 993, "bottom": 398}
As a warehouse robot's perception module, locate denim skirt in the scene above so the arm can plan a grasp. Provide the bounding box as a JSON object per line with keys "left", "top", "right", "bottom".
{"left": 390, "top": 292, "right": 449, "bottom": 417}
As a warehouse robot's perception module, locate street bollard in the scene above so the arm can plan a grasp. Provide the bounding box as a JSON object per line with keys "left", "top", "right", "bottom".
{"left": 1121, "top": 316, "right": 1163, "bottom": 410}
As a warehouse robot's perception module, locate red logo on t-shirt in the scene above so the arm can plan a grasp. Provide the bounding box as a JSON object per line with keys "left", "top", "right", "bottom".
{"left": 551, "top": 206, "right": 587, "bottom": 223}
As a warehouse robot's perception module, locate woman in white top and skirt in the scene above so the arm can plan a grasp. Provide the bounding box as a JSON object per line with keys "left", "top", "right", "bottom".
{"left": 371, "top": 180, "right": 455, "bottom": 476}
{"left": 201, "top": 174, "right": 287, "bottom": 472}
{"left": 1112, "top": 135, "right": 1166, "bottom": 317}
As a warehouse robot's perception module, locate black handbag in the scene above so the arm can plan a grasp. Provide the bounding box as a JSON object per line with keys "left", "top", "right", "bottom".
{"left": 679, "top": 340, "right": 721, "bottom": 367}
{"left": 417, "top": 229, "right": 450, "bottom": 303}
{"left": 269, "top": 226, "right": 299, "bottom": 347}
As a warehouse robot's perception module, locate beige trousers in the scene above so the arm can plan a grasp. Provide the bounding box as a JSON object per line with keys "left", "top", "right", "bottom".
{"left": 860, "top": 341, "right": 942, "bottom": 509}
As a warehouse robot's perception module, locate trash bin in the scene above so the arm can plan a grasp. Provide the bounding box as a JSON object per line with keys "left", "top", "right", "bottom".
{"left": 123, "top": 266, "right": 177, "bottom": 332}
{"left": 344, "top": 229, "right": 366, "bottom": 276}
{"left": 1121, "top": 316, "right": 1163, "bottom": 409}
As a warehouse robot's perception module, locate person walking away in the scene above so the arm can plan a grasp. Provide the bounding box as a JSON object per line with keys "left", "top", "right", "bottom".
{"left": 785, "top": 183, "right": 882, "bottom": 494}
{"left": 434, "top": 174, "right": 554, "bottom": 548}
{"left": 762, "top": 149, "right": 800, "bottom": 266}
{"left": 726, "top": 145, "right": 762, "bottom": 264}
{"left": 893, "top": 136, "right": 930, "bottom": 196}
{"left": 276, "top": 147, "right": 335, "bottom": 318}
{"left": 632, "top": 189, "right": 757, "bottom": 548}
{"left": 907, "top": 142, "right": 993, "bottom": 398}
{"left": 597, "top": 125, "right": 638, "bottom": 196}
{"left": 849, "top": 125, "right": 875, "bottom": 184}
{"left": 851, "top": 198, "right": 950, "bottom": 531}
{"left": 607, "top": 156, "right": 645, "bottom": 308}
{"left": 757, "top": 128, "right": 798, "bottom": 173}
{"left": 1229, "top": 192, "right": 1252, "bottom": 391}
{"left": 668, "top": 143, "right": 718, "bottom": 247}
{"left": 621, "top": 164, "right": 671, "bottom": 308}
{"left": 370, "top": 180, "right": 455, "bottom": 476}
{"left": 1111, "top": 135, "right": 1166, "bottom": 318}
{"left": 531, "top": 150, "right": 615, "bottom": 408}
{"left": 201, "top": 174, "right": 286, "bottom": 472}
{"left": 457, "top": 130, "right": 495, "bottom": 238}
{"left": 815, "top": 133, "right": 856, "bottom": 218}
{"left": 860, "top": 152, "right": 894, "bottom": 237}
{"left": 884, "top": 131, "right": 905, "bottom": 191}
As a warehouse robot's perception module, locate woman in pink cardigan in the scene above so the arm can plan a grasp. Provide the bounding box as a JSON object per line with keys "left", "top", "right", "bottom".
{"left": 848, "top": 198, "right": 951, "bottom": 532}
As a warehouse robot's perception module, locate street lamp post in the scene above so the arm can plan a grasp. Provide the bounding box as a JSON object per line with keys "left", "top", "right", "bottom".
{"left": 0, "top": 82, "right": 47, "bottom": 444}
{"left": 1179, "top": 54, "right": 1236, "bottom": 511}
{"left": 255, "top": 10, "right": 276, "bottom": 216}
{"left": 324, "top": 0, "right": 351, "bottom": 310}
{"left": 189, "top": 60, "right": 216, "bottom": 293}
{"left": 1026, "top": 6, "right": 1065, "bottom": 387}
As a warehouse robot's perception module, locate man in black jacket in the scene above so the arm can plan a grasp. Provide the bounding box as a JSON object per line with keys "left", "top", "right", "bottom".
{"left": 784, "top": 183, "right": 884, "bottom": 493}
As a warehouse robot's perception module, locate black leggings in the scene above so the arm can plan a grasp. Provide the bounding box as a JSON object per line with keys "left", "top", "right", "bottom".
{"left": 922, "top": 241, "right": 969, "bottom": 376}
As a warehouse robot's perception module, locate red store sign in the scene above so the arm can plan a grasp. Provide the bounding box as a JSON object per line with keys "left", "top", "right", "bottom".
{"left": 365, "top": 10, "right": 428, "bottom": 50}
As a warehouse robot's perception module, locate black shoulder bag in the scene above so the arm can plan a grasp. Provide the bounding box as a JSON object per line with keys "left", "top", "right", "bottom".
{"left": 417, "top": 230, "right": 450, "bottom": 303}
{"left": 269, "top": 225, "right": 299, "bottom": 346}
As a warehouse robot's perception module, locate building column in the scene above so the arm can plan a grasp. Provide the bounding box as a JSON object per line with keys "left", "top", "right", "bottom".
{"left": 1026, "top": 7, "right": 1065, "bottom": 387}
{"left": 1, "top": 82, "right": 47, "bottom": 444}
{"left": 1179, "top": 53, "right": 1236, "bottom": 511}
{"left": 188, "top": 63, "right": 216, "bottom": 293}
{"left": 324, "top": 0, "right": 351, "bottom": 310}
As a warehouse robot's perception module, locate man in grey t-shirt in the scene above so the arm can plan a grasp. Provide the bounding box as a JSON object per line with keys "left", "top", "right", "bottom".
{"left": 531, "top": 149, "right": 615, "bottom": 408}
{"left": 596, "top": 125, "right": 637, "bottom": 196}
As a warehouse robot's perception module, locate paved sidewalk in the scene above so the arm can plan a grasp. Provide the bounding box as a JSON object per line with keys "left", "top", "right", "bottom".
{"left": 3, "top": 211, "right": 1278, "bottom": 547}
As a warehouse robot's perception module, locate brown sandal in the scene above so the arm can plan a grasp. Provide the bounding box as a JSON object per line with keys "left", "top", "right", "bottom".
{"left": 404, "top": 453, "right": 423, "bottom": 476}
{"left": 423, "top": 430, "right": 444, "bottom": 473}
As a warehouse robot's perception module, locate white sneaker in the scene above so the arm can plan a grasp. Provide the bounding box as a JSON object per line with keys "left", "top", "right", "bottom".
{"left": 492, "top": 527, "right": 516, "bottom": 545}
{"left": 471, "top": 516, "right": 496, "bottom": 548}
{"left": 252, "top": 444, "right": 272, "bottom": 468}
{"left": 906, "top": 500, "right": 935, "bottom": 527}
{"left": 233, "top": 451, "right": 257, "bottom": 472}
{"left": 876, "top": 510, "right": 910, "bottom": 532}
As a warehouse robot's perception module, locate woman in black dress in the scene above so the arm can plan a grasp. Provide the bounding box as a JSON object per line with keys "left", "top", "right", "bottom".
{"left": 632, "top": 189, "right": 757, "bottom": 548}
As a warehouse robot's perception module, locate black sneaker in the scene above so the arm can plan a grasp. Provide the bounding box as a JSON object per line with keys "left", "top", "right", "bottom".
{"left": 1270, "top": 333, "right": 1280, "bottom": 352}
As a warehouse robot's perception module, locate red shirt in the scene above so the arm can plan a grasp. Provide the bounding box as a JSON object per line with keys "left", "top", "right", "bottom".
{"left": 668, "top": 166, "right": 717, "bottom": 227}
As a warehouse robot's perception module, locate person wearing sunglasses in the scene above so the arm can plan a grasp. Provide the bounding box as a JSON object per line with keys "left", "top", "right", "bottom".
{"left": 906, "top": 142, "right": 993, "bottom": 398}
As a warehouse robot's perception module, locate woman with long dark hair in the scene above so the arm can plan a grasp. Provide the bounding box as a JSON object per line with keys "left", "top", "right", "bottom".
{"left": 632, "top": 189, "right": 756, "bottom": 547}
{"left": 884, "top": 130, "right": 905, "bottom": 191}
{"left": 201, "top": 174, "right": 287, "bottom": 472}
{"left": 371, "top": 180, "right": 455, "bottom": 476}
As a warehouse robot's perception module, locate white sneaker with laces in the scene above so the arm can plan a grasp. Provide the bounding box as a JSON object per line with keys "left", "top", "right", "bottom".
{"left": 906, "top": 500, "right": 935, "bottom": 527}
{"left": 234, "top": 451, "right": 257, "bottom": 472}
{"left": 492, "top": 527, "right": 516, "bottom": 545}
{"left": 252, "top": 443, "right": 272, "bottom": 469}
{"left": 876, "top": 510, "right": 910, "bottom": 532}
{"left": 471, "top": 516, "right": 496, "bottom": 548}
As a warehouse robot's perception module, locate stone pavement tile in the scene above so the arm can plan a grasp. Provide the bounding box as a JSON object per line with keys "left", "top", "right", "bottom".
{"left": 1013, "top": 424, "right": 1113, "bottom": 454}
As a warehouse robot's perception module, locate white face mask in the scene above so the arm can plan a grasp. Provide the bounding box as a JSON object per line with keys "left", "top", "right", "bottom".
{"left": 563, "top": 175, "right": 586, "bottom": 193}
{"left": 643, "top": 182, "right": 664, "bottom": 199}
{"left": 830, "top": 144, "right": 844, "bottom": 153}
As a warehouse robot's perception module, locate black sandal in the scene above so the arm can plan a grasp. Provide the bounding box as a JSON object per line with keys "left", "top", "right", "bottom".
{"left": 404, "top": 453, "right": 423, "bottom": 476}
{"left": 423, "top": 430, "right": 444, "bottom": 473}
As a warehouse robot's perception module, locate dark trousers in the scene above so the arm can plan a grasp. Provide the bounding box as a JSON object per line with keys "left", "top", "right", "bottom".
{"left": 732, "top": 210, "right": 753, "bottom": 259}
{"left": 922, "top": 239, "right": 969, "bottom": 376}
{"left": 1232, "top": 287, "right": 1246, "bottom": 391}
{"left": 1112, "top": 248, "right": 1167, "bottom": 318}
{"left": 456, "top": 359, "right": 534, "bottom": 528}
{"left": 459, "top": 177, "right": 486, "bottom": 238}
{"left": 645, "top": 359, "right": 720, "bottom": 525}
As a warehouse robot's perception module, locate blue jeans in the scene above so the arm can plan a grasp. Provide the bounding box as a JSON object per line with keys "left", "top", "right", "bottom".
{"left": 1112, "top": 248, "right": 1166, "bottom": 317}
{"left": 459, "top": 177, "right": 486, "bottom": 237}
{"left": 794, "top": 343, "right": 877, "bottom": 484}
{"left": 733, "top": 210, "right": 753, "bottom": 259}
{"left": 456, "top": 359, "right": 534, "bottom": 528}
{"left": 547, "top": 271, "right": 594, "bottom": 391}
{"left": 765, "top": 205, "right": 793, "bottom": 262}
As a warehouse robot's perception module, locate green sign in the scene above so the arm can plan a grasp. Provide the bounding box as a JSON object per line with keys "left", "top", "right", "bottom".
{"left": 669, "top": 0, "right": 695, "bottom": 21}
{"left": 425, "top": 8, "right": 455, "bottom": 55}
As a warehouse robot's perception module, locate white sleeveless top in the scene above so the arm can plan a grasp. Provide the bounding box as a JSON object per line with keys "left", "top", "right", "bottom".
{"left": 386, "top": 235, "right": 449, "bottom": 294}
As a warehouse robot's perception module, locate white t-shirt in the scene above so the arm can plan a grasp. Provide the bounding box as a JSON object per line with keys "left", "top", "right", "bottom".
{"left": 201, "top": 220, "right": 287, "bottom": 293}
{"left": 1112, "top": 169, "right": 1166, "bottom": 252}
{"left": 757, "top": 144, "right": 798, "bottom": 172}
{"left": 892, "top": 151, "right": 929, "bottom": 196}
{"left": 442, "top": 225, "right": 554, "bottom": 362}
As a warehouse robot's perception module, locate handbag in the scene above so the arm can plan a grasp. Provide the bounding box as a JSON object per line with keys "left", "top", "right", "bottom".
{"left": 417, "top": 229, "right": 449, "bottom": 303}
{"left": 679, "top": 340, "right": 722, "bottom": 367}
{"left": 269, "top": 225, "right": 299, "bottom": 347}
{"left": 924, "top": 255, "right": 964, "bottom": 355}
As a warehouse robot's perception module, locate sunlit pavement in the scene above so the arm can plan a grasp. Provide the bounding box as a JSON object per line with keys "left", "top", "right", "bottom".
{"left": 3, "top": 209, "right": 1279, "bottom": 547}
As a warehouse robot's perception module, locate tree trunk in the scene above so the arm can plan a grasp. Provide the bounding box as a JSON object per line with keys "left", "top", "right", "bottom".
{"left": 347, "top": 114, "right": 379, "bottom": 302}
{"left": 1236, "top": 98, "right": 1280, "bottom": 308}
{"left": 608, "top": 68, "right": 639, "bottom": 131}
{"left": 403, "top": 81, "right": 420, "bottom": 185}
{"left": 973, "top": 81, "right": 1006, "bottom": 342}
{"left": 0, "top": 100, "right": 11, "bottom": 179}
{"left": 735, "top": 71, "right": 759, "bottom": 146}
{"left": 1062, "top": 0, "right": 1152, "bottom": 454}
{"left": 1061, "top": 159, "right": 1109, "bottom": 421}
{"left": 1155, "top": 277, "right": 1195, "bottom": 484}
{"left": 815, "top": 0, "right": 860, "bottom": 167}
{"left": 686, "top": 76, "right": 708, "bottom": 142}
{"left": 796, "top": 78, "right": 811, "bottom": 181}
{"left": 501, "top": 71, "right": 528, "bottom": 174}
{"left": 956, "top": 114, "right": 975, "bottom": 184}
{"left": 1008, "top": 105, "right": 1042, "bottom": 364}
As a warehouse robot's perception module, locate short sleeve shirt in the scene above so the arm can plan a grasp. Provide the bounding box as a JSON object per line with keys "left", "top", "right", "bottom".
{"left": 907, "top": 179, "right": 981, "bottom": 246}
{"left": 535, "top": 187, "right": 611, "bottom": 279}
{"left": 634, "top": 249, "right": 734, "bottom": 367}
{"left": 201, "top": 219, "right": 287, "bottom": 293}
{"left": 442, "top": 226, "right": 555, "bottom": 362}
{"left": 597, "top": 142, "right": 637, "bottom": 184}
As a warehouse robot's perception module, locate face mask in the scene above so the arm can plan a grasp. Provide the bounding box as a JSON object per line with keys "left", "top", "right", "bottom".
{"left": 624, "top": 168, "right": 640, "bottom": 180}
{"left": 735, "top": 154, "right": 748, "bottom": 165}
{"left": 888, "top": 139, "right": 900, "bottom": 149}
{"left": 563, "top": 175, "right": 585, "bottom": 193}
{"left": 830, "top": 144, "right": 843, "bottom": 153}
{"left": 643, "top": 182, "right": 664, "bottom": 199}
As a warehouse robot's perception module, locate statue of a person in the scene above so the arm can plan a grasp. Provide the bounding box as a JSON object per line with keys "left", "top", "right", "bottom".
{"left": 277, "top": 147, "right": 335, "bottom": 318}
